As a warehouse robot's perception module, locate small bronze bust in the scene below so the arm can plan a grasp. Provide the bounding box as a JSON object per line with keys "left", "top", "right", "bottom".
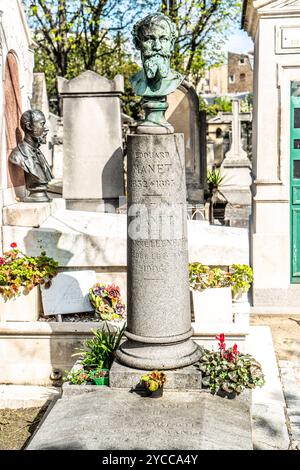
{"left": 9, "top": 109, "right": 53, "bottom": 203}
{"left": 130, "top": 13, "right": 184, "bottom": 133}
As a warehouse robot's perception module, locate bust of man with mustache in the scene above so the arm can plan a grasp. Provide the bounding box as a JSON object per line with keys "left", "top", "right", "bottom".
{"left": 9, "top": 109, "right": 54, "bottom": 202}
{"left": 130, "top": 13, "right": 184, "bottom": 97}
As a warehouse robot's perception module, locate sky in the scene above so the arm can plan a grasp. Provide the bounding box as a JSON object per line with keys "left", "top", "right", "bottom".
{"left": 223, "top": 28, "right": 254, "bottom": 54}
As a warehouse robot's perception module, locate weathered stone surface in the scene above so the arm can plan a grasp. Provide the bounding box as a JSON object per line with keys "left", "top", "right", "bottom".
{"left": 117, "top": 133, "right": 201, "bottom": 369}
{"left": 27, "top": 389, "right": 253, "bottom": 450}
{"left": 2, "top": 198, "right": 65, "bottom": 227}
{"left": 41, "top": 270, "right": 96, "bottom": 315}
{"left": 110, "top": 361, "right": 202, "bottom": 390}
{"left": 61, "top": 71, "right": 124, "bottom": 212}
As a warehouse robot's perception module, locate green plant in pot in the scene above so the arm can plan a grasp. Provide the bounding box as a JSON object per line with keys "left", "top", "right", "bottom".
{"left": 206, "top": 168, "right": 228, "bottom": 225}
{"left": 65, "top": 322, "right": 125, "bottom": 386}
{"left": 89, "top": 366, "right": 109, "bottom": 386}
{"left": 229, "top": 264, "right": 253, "bottom": 299}
{"left": 198, "top": 334, "right": 265, "bottom": 397}
{"left": 140, "top": 370, "right": 166, "bottom": 398}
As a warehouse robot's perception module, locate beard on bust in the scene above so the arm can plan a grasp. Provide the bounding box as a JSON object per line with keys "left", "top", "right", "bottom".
{"left": 142, "top": 52, "right": 171, "bottom": 80}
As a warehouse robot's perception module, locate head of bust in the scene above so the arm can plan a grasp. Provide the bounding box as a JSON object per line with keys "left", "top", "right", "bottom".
{"left": 20, "top": 109, "right": 49, "bottom": 146}
{"left": 132, "top": 13, "right": 177, "bottom": 82}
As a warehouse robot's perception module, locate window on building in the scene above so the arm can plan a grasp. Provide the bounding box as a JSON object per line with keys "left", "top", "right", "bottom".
{"left": 229, "top": 74, "right": 235, "bottom": 84}
{"left": 240, "top": 73, "right": 246, "bottom": 81}
{"left": 239, "top": 57, "right": 245, "bottom": 65}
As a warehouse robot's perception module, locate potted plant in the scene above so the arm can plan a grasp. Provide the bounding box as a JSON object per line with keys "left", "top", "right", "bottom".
{"left": 0, "top": 242, "right": 58, "bottom": 321}
{"left": 189, "top": 262, "right": 232, "bottom": 324}
{"left": 140, "top": 370, "right": 166, "bottom": 398}
{"left": 198, "top": 333, "right": 265, "bottom": 398}
{"left": 207, "top": 167, "right": 228, "bottom": 225}
{"left": 89, "top": 283, "right": 126, "bottom": 322}
{"left": 89, "top": 367, "right": 109, "bottom": 386}
{"left": 229, "top": 264, "right": 253, "bottom": 328}
{"left": 64, "top": 322, "right": 125, "bottom": 386}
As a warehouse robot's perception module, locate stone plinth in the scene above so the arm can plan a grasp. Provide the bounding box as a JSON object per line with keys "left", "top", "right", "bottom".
{"left": 115, "top": 133, "right": 201, "bottom": 370}
{"left": 110, "top": 360, "right": 202, "bottom": 390}
{"left": 61, "top": 71, "right": 124, "bottom": 212}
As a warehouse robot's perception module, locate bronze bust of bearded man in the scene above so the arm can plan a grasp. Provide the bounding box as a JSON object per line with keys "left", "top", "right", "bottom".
{"left": 9, "top": 109, "right": 53, "bottom": 202}
{"left": 130, "top": 12, "right": 184, "bottom": 133}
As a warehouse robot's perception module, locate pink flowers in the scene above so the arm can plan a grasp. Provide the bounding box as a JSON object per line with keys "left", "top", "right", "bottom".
{"left": 106, "top": 283, "right": 120, "bottom": 299}
{"left": 215, "top": 333, "right": 240, "bottom": 362}
{"left": 0, "top": 257, "right": 5, "bottom": 265}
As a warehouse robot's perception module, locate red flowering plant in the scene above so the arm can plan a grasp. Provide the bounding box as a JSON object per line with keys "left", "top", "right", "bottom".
{"left": 0, "top": 243, "right": 58, "bottom": 301}
{"left": 88, "top": 283, "right": 126, "bottom": 321}
{"left": 198, "top": 333, "right": 265, "bottom": 395}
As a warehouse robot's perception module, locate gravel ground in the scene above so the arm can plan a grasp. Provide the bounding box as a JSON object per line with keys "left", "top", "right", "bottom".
{"left": 0, "top": 405, "right": 48, "bottom": 450}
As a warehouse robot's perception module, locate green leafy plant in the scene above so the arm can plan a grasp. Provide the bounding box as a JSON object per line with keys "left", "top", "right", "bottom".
{"left": 198, "top": 334, "right": 265, "bottom": 395}
{"left": 189, "top": 262, "right": 253, "bottom": 295}
{"left": 89, "top": 283, "right": 126, "bottom": 321}
{"left": 207, "top": 168, "right": 226, "bottom": 190}
{"left": 140, "top": 370, "right": 166, "bottom": 392}
{"left": 72, "top": 322, "right": 125, "bottom": 371}
{"left": 229, "top": 264, "right": 253, "bottom": 296}
{"left": 64, "top": 369, "right": 90, "bottom": 385}
{"left": 0, "top": 242, "right": 58, "bottom": 301}
{"left": 189, "top": 262, "right": 229, "bottom": 291}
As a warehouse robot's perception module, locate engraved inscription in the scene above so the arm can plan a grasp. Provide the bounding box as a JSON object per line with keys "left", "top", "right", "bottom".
{"left": 132, "top": 150, "right": 176, "bottom": 191}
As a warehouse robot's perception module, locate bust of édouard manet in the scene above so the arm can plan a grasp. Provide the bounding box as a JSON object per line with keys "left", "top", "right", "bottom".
{"left": 9, "top": 109, "right": 53, "bottom": 202}
{"left": 130, "top": 13, "right": 184, "bottom": 98}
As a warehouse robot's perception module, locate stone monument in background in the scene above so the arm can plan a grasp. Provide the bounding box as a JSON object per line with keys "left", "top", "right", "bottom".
{"left": 61, "top": 71, "right": 125, "bottom": 212}
{"left": 114, "top": 13, "right": 201, "bottom": 372}
{"left": 220, "top": 99, "right": 252, "bottom": 227}
{"left": 166, "top": 81, "right": 206, "bottom": 207}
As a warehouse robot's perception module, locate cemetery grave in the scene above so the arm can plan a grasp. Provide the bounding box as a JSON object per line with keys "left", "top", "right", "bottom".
{"left": 0, "top": 0, "right": 300, "bottom": 453}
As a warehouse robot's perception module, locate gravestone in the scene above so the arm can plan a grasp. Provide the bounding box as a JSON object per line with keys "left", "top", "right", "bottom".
{"left": 166, "top": 81, "right": 206, "bottom": 205}
{"left": 220, "top": 99, "right": 252, "bottom": 227}
{"left": 41, "top": 270, "right": 96, "bottom": 316}
{"left": 61, "top": 71, "right": 125, "bottom": 212}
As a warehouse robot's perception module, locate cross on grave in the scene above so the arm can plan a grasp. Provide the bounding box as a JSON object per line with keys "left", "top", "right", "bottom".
{"left": 220, "top": 98, "right": 252, "bottom": 164}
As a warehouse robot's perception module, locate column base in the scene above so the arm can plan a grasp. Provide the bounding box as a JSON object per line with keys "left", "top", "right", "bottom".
{"left": 115, "top": 337, "right": 202, "bottom": 370}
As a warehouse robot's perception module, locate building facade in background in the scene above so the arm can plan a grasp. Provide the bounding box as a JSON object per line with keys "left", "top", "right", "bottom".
{"left": 199, "top": 52, "right": 253, "bottom": 95}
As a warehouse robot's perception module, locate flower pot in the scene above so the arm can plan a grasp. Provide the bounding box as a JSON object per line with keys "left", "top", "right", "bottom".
{"left": 90, "top": 369, "right": 109, "bottom": 386}
{"left": 192, "top": 287, "right": 233, "bottom": 323}
{"left": 146, "top": 386, "right": 163, "bottom": 398}
{"left": 0, "top": 286, "right": 41, "bottom": 322}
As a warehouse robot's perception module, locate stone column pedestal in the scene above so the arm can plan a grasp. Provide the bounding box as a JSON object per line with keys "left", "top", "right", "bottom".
{"left": 115, "top": 133, "right": 201, "bottom": 370}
